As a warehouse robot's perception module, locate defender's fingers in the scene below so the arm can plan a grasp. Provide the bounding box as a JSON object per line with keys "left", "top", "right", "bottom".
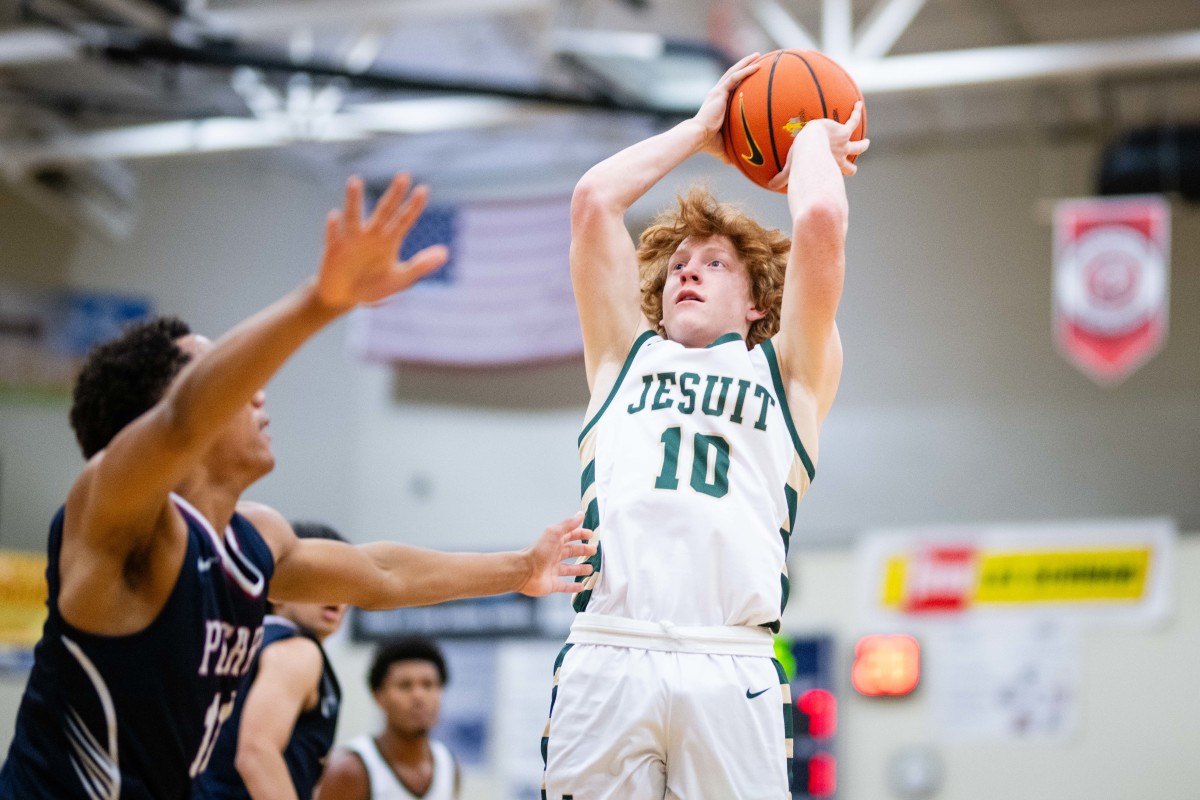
{"left": 561, "top": 525, "right": 593, "bottom": 543}
{"left": 560, "top": 542, "right": 597, "bottom": 560}
{"left": 343, "top": 176, "right": 364, "bottom": 231}
{"left": 545, "top": 511, "right": 587, "bottom": 537}
{"left": 325, "top": 209, "right": 342, "bottom": 241}
{"left": 384, "top": 184, "right": 432, "bottom": 238}
{"left": 404, "top": 245, "right": 449, "bottom": 276}
{"left": 371, "top": 173, "right": 412, "bottom": 228}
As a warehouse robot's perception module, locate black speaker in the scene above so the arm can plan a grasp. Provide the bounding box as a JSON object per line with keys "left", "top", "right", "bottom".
{"left": 1097, "top": 125, "right": 1200, "bottom": 201}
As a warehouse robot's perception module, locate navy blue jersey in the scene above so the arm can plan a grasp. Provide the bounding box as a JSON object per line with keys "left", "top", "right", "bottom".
{"left": 192, "top": 616, "right": 341, "bottom": 800}
{"left": 0, "top": 493, "right": 275, "bottom": 800}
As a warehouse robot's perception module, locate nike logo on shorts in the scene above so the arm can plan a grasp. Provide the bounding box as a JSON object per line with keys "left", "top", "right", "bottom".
{"left": 745, "top": 687, "right": 772, "bottom": 699}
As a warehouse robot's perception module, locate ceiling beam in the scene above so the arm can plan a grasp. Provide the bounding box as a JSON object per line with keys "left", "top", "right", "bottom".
{"left": 853, "top": 0, "right": 928, "bottom": 60}
{"left": 197, "top": 0, "right": 553, "bottom": 35}
{"left": 751, "top": 0, "right": 818, "bottom": 52}
{"left": 71, "top": 0, "right": 176, "bottom": 36}
{"left": 0, "top": 28, "right": 82, "bottom": 67}
{"left": 822, "top": 0, "right": 853, "bottom": 60}
{"left": 854, "top": 29, "right": 1200, "bottom": 94}
{"left": 2, "top": 96, "right": 547, "bottom": 171}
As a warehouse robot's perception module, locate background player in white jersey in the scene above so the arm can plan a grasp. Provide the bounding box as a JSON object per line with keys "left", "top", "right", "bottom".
{"left": 320, "top": 637, "right": 459, "bottom": 800}
{"left": 541, "top": 54, "right": 868, "bottom": 799}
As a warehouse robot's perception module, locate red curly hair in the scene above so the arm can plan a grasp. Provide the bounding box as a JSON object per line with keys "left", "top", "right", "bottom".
{"left": 637, "top": 185, "right": 790, "bottom": 347}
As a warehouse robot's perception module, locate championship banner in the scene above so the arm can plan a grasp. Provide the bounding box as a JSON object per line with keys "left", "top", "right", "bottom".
{"left": 1052, "top": 195, "right": 1170, "bottom": 385}
{"left": 858, "top": 518, "right": 1175, "bottom": 627}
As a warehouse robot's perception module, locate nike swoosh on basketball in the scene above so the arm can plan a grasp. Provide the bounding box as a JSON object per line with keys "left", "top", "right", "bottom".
{"left": 737, "top": 93, "right": 765, "bottom": 167}
{"left": 746, "top": 687, "right": 772, "bottom": 699}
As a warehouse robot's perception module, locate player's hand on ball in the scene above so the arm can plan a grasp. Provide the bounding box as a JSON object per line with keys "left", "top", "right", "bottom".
{"left": 768, "top": 101, "right": 871, "bottom": 191}
{"left": 695, "top": 53, "right": 761, "bottom": 163}
{"left": 818, "top": 100, "right": 870, "bottom": 176}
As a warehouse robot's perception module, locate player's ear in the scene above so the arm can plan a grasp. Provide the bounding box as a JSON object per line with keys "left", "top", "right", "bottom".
{"left": 747, "top": 306, "right": 766, "bottom": 322}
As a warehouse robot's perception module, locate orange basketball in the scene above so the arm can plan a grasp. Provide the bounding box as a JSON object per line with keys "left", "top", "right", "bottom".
{"left": 723, "top": 49, "right": 866, "bottom": 191}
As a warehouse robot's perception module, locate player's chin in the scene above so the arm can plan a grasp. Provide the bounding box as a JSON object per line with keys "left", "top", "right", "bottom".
{"left": 663, "top": 319, "right": 711, "bottom": 348}
{"left": 250, "top": 450, "right": 276, "bottom": 480}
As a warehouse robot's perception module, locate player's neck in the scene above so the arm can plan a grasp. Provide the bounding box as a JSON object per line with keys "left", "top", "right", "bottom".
{"left": 669, "top": 328, "right": 746, "bottom": 348}
{"left": 172, "top": 473, "right": 242, "bottom": 533}
{"left": 376, "top": 729, "right": 432, "bottom": 766}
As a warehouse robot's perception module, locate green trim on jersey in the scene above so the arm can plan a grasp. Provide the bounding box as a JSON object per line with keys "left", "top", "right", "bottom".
{"left": 775, "top": 480, "right": 799, "bottom": 620}
{"left": 706, "top": 332, "right": 744, "bottom": 348}
{"left": 773, "top": 658, "right": 795, "bottom": 793}
{"left": 759, "top": 339, "right": 816, "bottom": 481}
{"left": 572, "top": 499, "right": 602, "bottom": 612}
{"left": 573, "top": 460, "right": 602, "bottom": 612}
{"left": 578, "top": 330, "right": 657, "bottom": 447}
{"left": 542, "top": 643, "right": 576, "bottom": 767}
{"left": 580, "top": 459, "right": 596, "bottom": 499}
{"left": 780, "top": 483, "right": 798, "bottom": 554}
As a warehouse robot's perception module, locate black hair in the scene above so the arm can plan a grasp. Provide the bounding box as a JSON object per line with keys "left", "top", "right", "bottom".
{"left": 368, "top": 636, "right": 449, "bottom": 690}
{"left": 69, "top": 316, "right": 192, "bottom": 459}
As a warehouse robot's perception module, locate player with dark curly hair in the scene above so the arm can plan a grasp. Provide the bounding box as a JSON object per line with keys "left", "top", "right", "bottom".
{"left": 0, "top": 174, "right": 594, "bottom": 800}
{"left": 69, "top": 315, "right": 192, "bottom": 459}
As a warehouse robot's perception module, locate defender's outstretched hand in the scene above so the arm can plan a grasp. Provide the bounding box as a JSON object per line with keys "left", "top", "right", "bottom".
{"left": 517, "top": 512, "right": 596, "bottom": 597}
{"left": 768, "top": 101, "right": 870, "bottom": 191}
{"left": 695, "top": 53, "right": 761, "bottom": 163}
{"left": 316, "top": 174, "right": 449, "bottom": 310}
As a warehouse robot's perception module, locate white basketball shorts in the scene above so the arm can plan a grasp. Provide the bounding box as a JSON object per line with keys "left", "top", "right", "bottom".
{"left": 542, "top": 638, "right": 793, "bottom": 799}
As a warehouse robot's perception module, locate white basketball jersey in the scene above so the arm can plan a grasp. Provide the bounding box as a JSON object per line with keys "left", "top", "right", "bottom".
{"left": 345, "top": 735, "right": 456, "bottom": 800}
{"left": 573, "top": 332, "right": 814, "bottom": 629}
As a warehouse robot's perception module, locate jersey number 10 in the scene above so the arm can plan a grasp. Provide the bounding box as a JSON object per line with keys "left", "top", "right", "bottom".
{"left": 654, "top": 426, "right": 731, "bottom": 498}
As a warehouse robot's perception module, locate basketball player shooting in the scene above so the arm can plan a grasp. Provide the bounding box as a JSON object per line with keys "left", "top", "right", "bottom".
{"left": 0, "top": 174, "right": 594, "bottom": 800}
{"left": 540, "top": 54, "right": 868, "bottom": 798}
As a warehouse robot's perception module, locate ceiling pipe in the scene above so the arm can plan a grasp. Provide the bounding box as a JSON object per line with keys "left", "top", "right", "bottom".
{"left": 93, "top": 28, "right": 676, "bottom": 114}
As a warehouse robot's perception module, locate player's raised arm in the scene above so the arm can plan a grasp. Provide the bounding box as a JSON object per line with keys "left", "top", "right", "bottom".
{"left": 769, "top": 102, "right": 869, "bottom": 428}
{"left": 570, "top": 54, "right": 761, "bottom": 390}
{"left": 248, "top": 505, "right": 595, "bottom": 609}
{"left": 74, "top": 175, "right": 444, "bottom": 540}
{"left": 61, "top": 175, "right": 447, "bottom": 633}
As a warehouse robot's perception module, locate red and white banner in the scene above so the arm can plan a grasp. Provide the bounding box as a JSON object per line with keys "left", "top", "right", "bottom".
{"left": 1052, "top": 195, "right": 1170, "bottom": 385}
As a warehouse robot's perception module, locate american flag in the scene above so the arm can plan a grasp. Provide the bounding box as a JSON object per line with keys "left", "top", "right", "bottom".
{"left": 346, "top": 194, "right": 582, "bottom": 366}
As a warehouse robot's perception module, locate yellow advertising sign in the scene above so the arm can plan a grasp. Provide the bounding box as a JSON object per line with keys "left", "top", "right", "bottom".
{"left": 975, "top": 548, "right": 1149, "bottom": 603}
{"left": 864, "top": 519, "right": 1173, "bottom": 622}
{"left": 0, "top": 550, "right": 48, "bottom": 647}
{"left": 881, "top": 547, "right": 1152, "bottom": 612}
